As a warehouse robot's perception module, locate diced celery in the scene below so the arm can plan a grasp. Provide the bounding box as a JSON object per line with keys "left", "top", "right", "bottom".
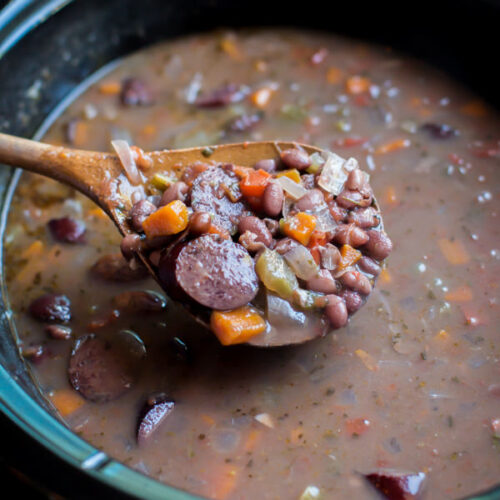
{"left": 256, "top": 249, "right": 298, "bottom": 300}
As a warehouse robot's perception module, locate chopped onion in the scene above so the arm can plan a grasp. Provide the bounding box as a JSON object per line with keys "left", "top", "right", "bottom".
{"left": 317, "top": 152, "right": 358, "bottom": 195}
{"left": 267, "top": 293, "right": 306, "bottom": 327}
{"left": 276, "top": 176, "right": 308, "bottom": 201}
{"left": 112, "top": 140, "right": 141, "bottom": 185}
{"left": 313, "top": 206, "right": 337, "bottom": 233}
{"left": 284, "top": 245, "right": 319, "bottom": 280}
{"left": 255, "top": 413, "right": 274, "bottom": 428}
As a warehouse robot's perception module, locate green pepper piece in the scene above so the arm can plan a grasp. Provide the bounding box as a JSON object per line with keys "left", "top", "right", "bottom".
{"left": 151, "top": 173, "right": 174, "bottom": 191}
{"left": 255, "top": 249, "right": 298, "bottom": 300}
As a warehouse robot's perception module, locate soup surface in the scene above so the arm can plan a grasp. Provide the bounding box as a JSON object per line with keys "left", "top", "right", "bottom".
{"left": 4, "top": 30, "right": 500, "bottom": 499}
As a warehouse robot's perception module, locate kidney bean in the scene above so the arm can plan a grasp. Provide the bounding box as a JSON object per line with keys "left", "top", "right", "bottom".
{"left": 280, "top": 148, "right": 311, "bottom": 170}
{"left": 120, "top": 234, "right": 144, "bottom": 260}
{"left": 238, "top": 216, "right": 272, "bottom": 247}
{"left": 358, "top": 256, "right": 381, "bottom": 276}
{"left": 274, "top": 237, "right": 299, "bottom": 255}
{"left": 239, "top": 231, "right": 267, "bottom": 254}
{"left": 341, "top": 289, "right": 363, "bottom": 313}
{"left": 29, "top": 294, "right": 71, "bottom": 323}
{"left": 319, "top": 243, "right": 341, "bottom": 270}
{"left": 325, "top": 295, "right": 348, "bottom": 329}
{"left": 294, "top": 189, "right": 324, "bottom": 212}
{"left": 129, "top": 200, "right": 157, "bottom": 232}
{"left": 113, "top": 290, "right": 167, "bottom": 313}
{"left": 226, "top": 113, "right": 262, "bottom": 133}
{"left": 334, "top": 223, "right": 369, "bottom": 247}
{"left": 91, "top": 254, "right": 149, "bottom": 282}
{"left": 347, "top": 207, "right": 380, "bottom": 228}
{"left": 254, "top": 158, "right": 277, "bottom": 173}
{"left": 345, "top": 168, "right": 366, "bottom": 191}
{"left": 339, "top": 270, "right": 372, "bottom": 295}
{"left": 262, "top": 182, "right": 284, "bottom": 217}
{"left": 189, "top": 211, "right": 212, "bottom": 235}
{"left": 307, "top": 269, "right": 338, "bottom": 294}
{"left": 48, "top": 217, "right": 86, "bottom": 244}
{"left": 263, "top": 218, "right": 280, "bottom": 236}
{"left": 328, "top": 200, "right": 348, "bottom": 222}
{"left": 22, "top": 344, "right": 46, "bottom": 363}
{"left": 364, "top": 230, "right": 393, "bottom": 261}
{"left": 194, "top": 83, "right": 246, "bottom": 108}
{"left": 45, "top": 324, "right": 72, "bottom": 340}
{"left": 160, "top": 181, "right": 189, "bottom": 206}
{"left": 120, "top": 78, "right": 154, "bottom": 106}
{"left": 337, "top": 188, "right": 372, "bottom": 209}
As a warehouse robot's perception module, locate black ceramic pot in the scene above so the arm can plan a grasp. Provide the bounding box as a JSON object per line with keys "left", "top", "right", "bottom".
{"left": 0, "top": 0, "right": 498, "bottom": 498}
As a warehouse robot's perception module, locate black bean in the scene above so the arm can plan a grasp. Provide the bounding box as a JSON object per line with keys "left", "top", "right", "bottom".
{"left": 194, "top": 83, "right": 246, "bottom": 108}
{"left": 226, "top": 112, "right": 263, "bottom": 133}
{"left": 48, "top": 217, "right": 86, "bottom": 244}
{"left": 29, "top": 294, "right": 71, "bottom": 323}
{"left": 45, "top": 324, "right": 72, "bottom": 340}
{"left": 280, "top": 148, "right": 311, "bottom": 171}
{"left": 238, "top": 216, "right": 272, "bottom": 247}
{"left": 364, "top": 230, "right": 393, "bottom": 261}
{"left": 324, "top": 295, "right": 348, "bottom": 329}
{"left": 120, "top": 78, "right": 154, "bottom": 106}
{"left": 294, "top": 189, "right": 324, "bottom": 212}
{"left": 421, "top": 122, "right": 458, "bottom": 139}
{"left": 262, "top": 182, "right": 284, "bottom": 217}
{"left": 129, "top": 200, "right": 157, "bottom": 232}
{"left": 254, "top": 159, "right": 277, "bottom": 173}
{"left": 160, "top": 181, "right": 189, "bottom": 206}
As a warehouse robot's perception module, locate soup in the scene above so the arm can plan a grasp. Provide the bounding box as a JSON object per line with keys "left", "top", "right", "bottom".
{"left": 4, "top": 29, "right": 500, "bottom": 499}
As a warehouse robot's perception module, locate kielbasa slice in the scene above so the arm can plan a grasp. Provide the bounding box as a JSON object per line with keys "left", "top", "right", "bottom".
{"left": 190, "top": 167, "right": 250, "bottom": 234}
{"left": 159, "top": 234, "right": 258, "bottom": 310}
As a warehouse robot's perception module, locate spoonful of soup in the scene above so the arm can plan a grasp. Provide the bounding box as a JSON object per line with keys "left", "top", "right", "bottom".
{"left": 0, "top": 133, "right": 392, "bottom": 347}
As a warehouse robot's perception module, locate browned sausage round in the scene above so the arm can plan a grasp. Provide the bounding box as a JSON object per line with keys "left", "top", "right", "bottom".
{"left": 159, "top": 235, "right": 259, "bottom": 310}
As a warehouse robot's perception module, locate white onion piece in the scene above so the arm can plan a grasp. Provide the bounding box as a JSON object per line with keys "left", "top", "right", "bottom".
{"left": 317, "top": 152, "right": 358, "bottom": 195}
{"left": 112, "top": 140, "right": 141, "bottom": 185}
{"left": 276, "top": 176, "right": 308, "bottom": 201}
{"left": 267, "top": 293, "right": 306, "bottom": 327}
{"left": 313, "top": 206, "right": 337, "bottom": 232}
{"left": 284, "top": 245, "right": 319, "bottom": 280}
{"left": 255, "top": 413, "right": 274, "bottom": 428}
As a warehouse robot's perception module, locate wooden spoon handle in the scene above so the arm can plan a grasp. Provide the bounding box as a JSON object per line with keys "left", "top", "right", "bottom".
{"left": 0, "top": 132, "right": 122, "bottom": 208}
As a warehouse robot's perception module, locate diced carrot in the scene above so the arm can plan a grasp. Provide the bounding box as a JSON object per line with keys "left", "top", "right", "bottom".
{"left": 21, "top": 240, "right": 44, "bottom": 260}
{"left": 141, "top": 124, "right": 157, "bottom": 136}
{"left": 333, "top": 136, "right": 368, "bottom": 148}
{"left": 208, "top": 464, "right": 239, "bottom": 500}
{"left": 232, "top": 165, "right": 253, "bottom": 179}
{"left": 326, "top": 67, "right": 343, "bottom": 84}
{"left": 98, "top": 81, "right": 122, "bottom": 95}
{"left": 375, "top": 138, "right": 411, "bottom": 155}
{"left": 308, "top": 230, "right": 329, "bottom": 249}
{"left": 282, "top": 212, "right": 317, "bottom": 246}
{"left": 207, "top": 224, "right": 231, "bottom": 240}
{"left": 345, "top": 75, "right": 371, "bottom": 95}
{"left": 460, "top": 100, "right": 488, "bottom": 118}
{"left": 345, "top": 417, "right": 371, "bottom": 437}
{"left": 290, "top": 427, "right": 304, "bottom": 445}
{"left": 210, "top": 307, "right": 266, "bottom": 346}
{"left": 250, "top": 87, "right": 274, "bottom": 109}
{"left": 355, "top": 349, "right": 378, "bottom": 371}
{"left": 445, "top": 286, "right": 473, "bottom": 302}
{"left": 338, "top": 244, "right": 362, "bottom": 271}
{"left": 142, "top": 200, "right": 189, "bottom": 239}
{"left": 378, "top": 268, "right": 392, "bottom": 284}
{"left": 276, "top": 169, "right": 302, "bottom": 184}
{"left": 49, "top": 389, "right": 85, "bottom": 417}
{"left": 384, "top": 185, "right": 399, "bottom": 206}
{"left": 239, "top": 169, "right": 271, "bottom": 198}
{"left": 438, "top": 238, "right": 470, "bottom": 265}
{"left": 243, "top": 429, "right": 261, "bottom": 452}
{"left": 201, "top": 414, "right": 216, "bottom": 427}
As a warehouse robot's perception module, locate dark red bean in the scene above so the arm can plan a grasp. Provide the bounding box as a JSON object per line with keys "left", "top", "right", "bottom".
{"left": 334, "top": 223, "right": 369, "bottom": 247}
{"left": 336, "top": 188, "right": 372, "bottom": 209}
{"left": 112, "top": 290, "right": 166, "bottom": 313}
{"left": 226, "top": 112, "right": 263, "bottom": 133}
{"left": 347, "top": 207, "right": 380, "bottom": 228}
{"left": 364, "top": 230, "right": 393, "bottom": 261}
{"left": 90, "top": 254, "right": 149, "bottom": 282}
{"left": 238, "top": 216, "right": 272, "bottom": 247}
{"left": 45, "top": 324, "right": 72, "bottom": 340}
{"left": 358, "top": 256, "right": 381, "bottom": 276}
{"left": 48, "top": 217, "right": 86, "bottom": 244}
{"left": 280, "top": 148, "right": 311, "bottom": 171}
{"left": 364, "top": 471, "right": 427, "bottom": 500}
{"left": 137, "top": 393, "right": 175, "bottom": 445}
{"left": 29, "top": 294, "right": 71, "bottom": 323}
{"left": 319, "top": 243, "right": 341, "bottom": 270}
{"left": 22, "top": 344, "right": 46, "bottom": 363}
{"left": 341, "top": 290, "right": 363, "bottom": 313}
{"left": 307, "top": 269, "right": 338, "bottom": 294}
{"left": 346, "top": 168, "right": 367, "bottom": 191}
{"left": 339, "top": 270, "right": 372, "bottom": 295}
{"left": 324, "top": 295, "right": 348, "bottom": 329}
{"left": 274, "top": 237, "right": 299, "bottom": 255}
{"left": 263, "top": 218, "right": 280, "bottom": 236}
{"left": 120, "top": 234, "right": 144, "bottom": 260}
{"left": 262, "top": 182, "right": 284, "bottom": 217}
{"left": 328, "top": 200, "right": 348, "bottom": 222}
{"left": 189, "top": 211, "right": 212, "bottom": 235}
{"left": 194, "top": 83, "right": 246, "bottom": 108}
{"left": 294, "top": 189, "right": 324, "bottom": 212}
{"left": 160, "top": 181, "right": 189, "bottom": 206}
{"left": 254, "top": 158, "right": 277, "bottom": 173}
{"left": 421, "top": 122, "right": 458, "bottom": 139}
{"left": 129, "top": 200, "right": 157, "bottom": 232}
{"left": 239, "top": 231, "right": 267, "bottom": 254}
{"left": 120, "top": 78, "right": 154, "bottom": 106}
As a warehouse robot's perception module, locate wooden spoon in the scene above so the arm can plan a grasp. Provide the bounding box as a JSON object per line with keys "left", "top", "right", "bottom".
{"left": 0, "top": 133, "right": 381, "bottom": 347}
